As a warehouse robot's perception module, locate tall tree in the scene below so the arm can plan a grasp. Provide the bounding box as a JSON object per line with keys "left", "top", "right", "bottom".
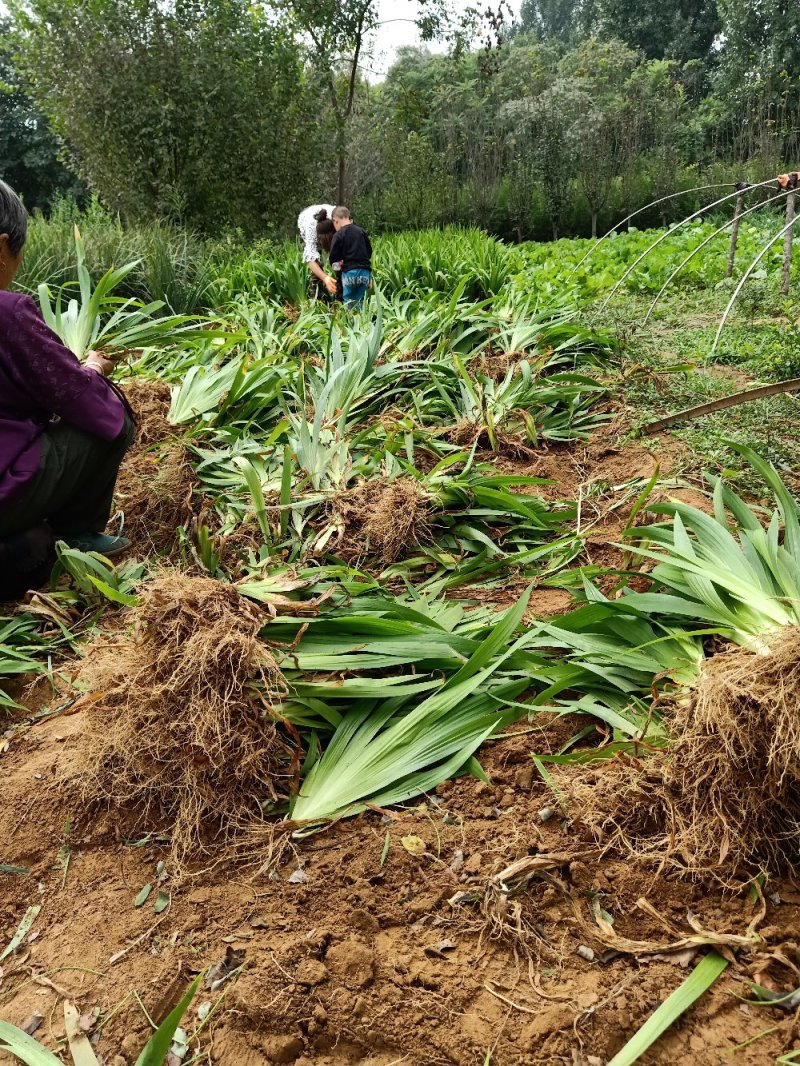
{"left": 518, "top": 0, "right": 584, "bottom": 43}
{"left": 501, "top": 85, "right": 577, "bottom": 239}
{"left": 714, "top": 0, "right": 800, "bottom": 165}
{"left": 274, "top": 0, "right": 374, "bottom": 203}
{"left": 12, "top": 0, "right": 321, "bottom": 232}
{"left": 585, "top": 0, "right": 721, "bottom": 63}
{"left": 717, "top": 0, "right": 800, "bottom": 80}
{"left": 0, "top": 17, "right": 83, "bottom": 210}
{"left": 558, "top": 39, "right": 641, "bottom": 235}
{"left": 273, "top": 0, "right": 452, "bottom": 203}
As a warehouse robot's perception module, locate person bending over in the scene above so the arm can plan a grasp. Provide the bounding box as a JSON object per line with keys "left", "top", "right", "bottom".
{"left": 0, "top": 179, "right": 134, "bottom": 598}
{"left": 329, "top": 207, "right": 373, "bottom": 308}
{"left": 297, "top": 203, "right": 338, "bottom": 301}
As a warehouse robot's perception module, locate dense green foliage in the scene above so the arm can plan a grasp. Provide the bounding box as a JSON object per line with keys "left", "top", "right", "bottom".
{"left": 0, "top": 17, "right": 84, "bottom": 210}
{"left": 4, "top": 218, "right": 800, "bottom": 825}
{"left": 15, "top": 205, "right": 798, "bottom": 314}
{"left": 2, "top": 0, "right": 799, "bottom": 237}
{"left": 352, "top": 31, "right": 798, "bottom": 239}
{"left": 10, "top": 0, "right": 320, "bottom": 232}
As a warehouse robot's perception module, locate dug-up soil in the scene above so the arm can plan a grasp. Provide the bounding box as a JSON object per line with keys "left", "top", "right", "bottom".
{"left": 2, "top": 700, "right": 800, "bottom": 1066}
{"left": 467, "top": 426, "right": 709, "bottom": 613}
{"left": 1, "top": 415, "right": 796, "bottom": 1064}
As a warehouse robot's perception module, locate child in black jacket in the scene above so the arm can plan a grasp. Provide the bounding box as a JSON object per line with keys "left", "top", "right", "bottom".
{"left": 329, "top": 207, "right": 373, "bottom": 308}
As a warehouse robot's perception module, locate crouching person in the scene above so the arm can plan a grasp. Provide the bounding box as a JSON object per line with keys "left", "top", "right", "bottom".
{"left": 0, "top": 179, "right": 134, "bottom": 598}
{"left": 0, "top": 525, "right": 55, "bottom": 600}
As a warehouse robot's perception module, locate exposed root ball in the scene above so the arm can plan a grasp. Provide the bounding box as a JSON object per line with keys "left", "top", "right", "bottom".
{"left": 116, "top": 380, "right": 195, "bottom": 554}
{"left": 74, "top": 573, "right": 292, "bottom": 867}
{"left": 473, "top": 349, "right": 527, "bottom": 380}
{"left": 449, "top": 419, "right": 481, "bottom": 447}
{"left": 116, "top": 442, "right": 195, "bottom": 553}
{"left": 447, "top": 420, "right": 537, "bottom": 459}
{"left": 568, "top": 628, "right": 800, "bottom": 878}
{"left": 333, "top": 477, "right": 432, "bottom": 564}
{"left": 121, "top": 379, "right": 173, "bottom": 447}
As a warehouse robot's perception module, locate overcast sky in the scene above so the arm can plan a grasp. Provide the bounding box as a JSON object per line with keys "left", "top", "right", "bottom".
{"left": 0, "top": 0, "right": 521, "bottom": 81}
{"left": 369, "top": 0, "right": 522, "bottom": 79}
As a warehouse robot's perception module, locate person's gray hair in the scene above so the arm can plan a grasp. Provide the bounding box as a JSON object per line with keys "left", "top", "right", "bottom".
{"left": 332, "top": 205, "right": 352, "bottom": 221}
{"left": 0, "top": 179, "right": 28, "bottom": 254}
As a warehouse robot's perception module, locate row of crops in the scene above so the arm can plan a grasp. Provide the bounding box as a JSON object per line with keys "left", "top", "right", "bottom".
{"left": 17, "top": 208, "right": 799, "bottom": 315}
{"left": 3, "top": 219, "right": 800, "bottom": 879}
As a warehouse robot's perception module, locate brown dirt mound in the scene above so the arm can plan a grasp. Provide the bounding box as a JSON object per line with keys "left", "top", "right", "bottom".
{"left": 116, "top": 441, "right": 195, "bottom": 553}
{"left": 121, "top": 378, "right": 173, "bottom": 447}
{"left": 332, "top": 477, "right": 432, "bottom": 563}
{"left": 4, "top": 716, "right": 800, "bottom": 1065}
{"left": 116, "top": 379, "right": 196, "bottom": 554}
{"left": 566, "top": 628, "right": 800, "bottom": 879}
{"left": 72, "top": 572, "right": 293, "bottom": 868}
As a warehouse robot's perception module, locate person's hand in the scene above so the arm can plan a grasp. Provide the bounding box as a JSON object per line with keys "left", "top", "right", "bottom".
{"left": 85, "top": 350, "right": 115, "bottom": 376}
{"left": 324, "top": 275, "right": 337, "bottom": 295}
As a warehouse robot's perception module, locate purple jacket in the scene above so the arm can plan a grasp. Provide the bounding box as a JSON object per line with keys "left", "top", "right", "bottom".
{"left": 0, "top": 291, "right": 125, "bottom": 507}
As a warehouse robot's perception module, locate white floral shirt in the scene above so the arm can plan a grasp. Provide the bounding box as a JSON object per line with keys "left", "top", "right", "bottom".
{"left": 297, "top": 204, "right": 336, "bottom": 263}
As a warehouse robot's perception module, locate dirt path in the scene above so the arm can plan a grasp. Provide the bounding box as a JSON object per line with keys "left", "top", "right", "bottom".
{"left": 2, "top": 704, "right": 799, "bottom": 1065}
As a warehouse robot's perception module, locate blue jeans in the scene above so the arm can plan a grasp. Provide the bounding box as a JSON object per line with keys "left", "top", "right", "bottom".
{"left": 342, "top": 269, "right": 372, "bottom": 308}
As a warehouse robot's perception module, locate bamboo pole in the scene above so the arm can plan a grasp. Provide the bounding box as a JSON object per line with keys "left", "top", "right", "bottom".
{"left": 726, "top": 186, "right": 747, "bottom": 278}
{"left": 642, "top": 377, "right": 800, "bottom": 436}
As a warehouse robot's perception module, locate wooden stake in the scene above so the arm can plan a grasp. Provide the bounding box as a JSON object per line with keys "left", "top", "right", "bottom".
{"left": 781, "top": 190, "right": 796, "bottom": 296}
{"left": 726, "top": 190, "right": 746, "bottom": 278}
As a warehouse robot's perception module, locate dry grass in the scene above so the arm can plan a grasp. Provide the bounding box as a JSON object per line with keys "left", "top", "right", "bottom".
{"left": 566, "top": 628, "right": 800, "bottom": 878}
{"left": 73, "top": 573, "right": 294, "bottom": 869}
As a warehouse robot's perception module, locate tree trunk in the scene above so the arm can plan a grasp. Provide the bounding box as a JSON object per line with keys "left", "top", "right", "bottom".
{"left": 335, "top": 13, "right": 365, "bottom": 208}
{"left": 591, "top": 209, "right": 597, "bottom": 239}
{"left": 337, "top": 151, "right": 346, "bottom": 205}
{"left": 726, "top": 191, "right": 746, "bottom": 278}
{"left": 781, "top": 191, "right": 796, "bottom": 297}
